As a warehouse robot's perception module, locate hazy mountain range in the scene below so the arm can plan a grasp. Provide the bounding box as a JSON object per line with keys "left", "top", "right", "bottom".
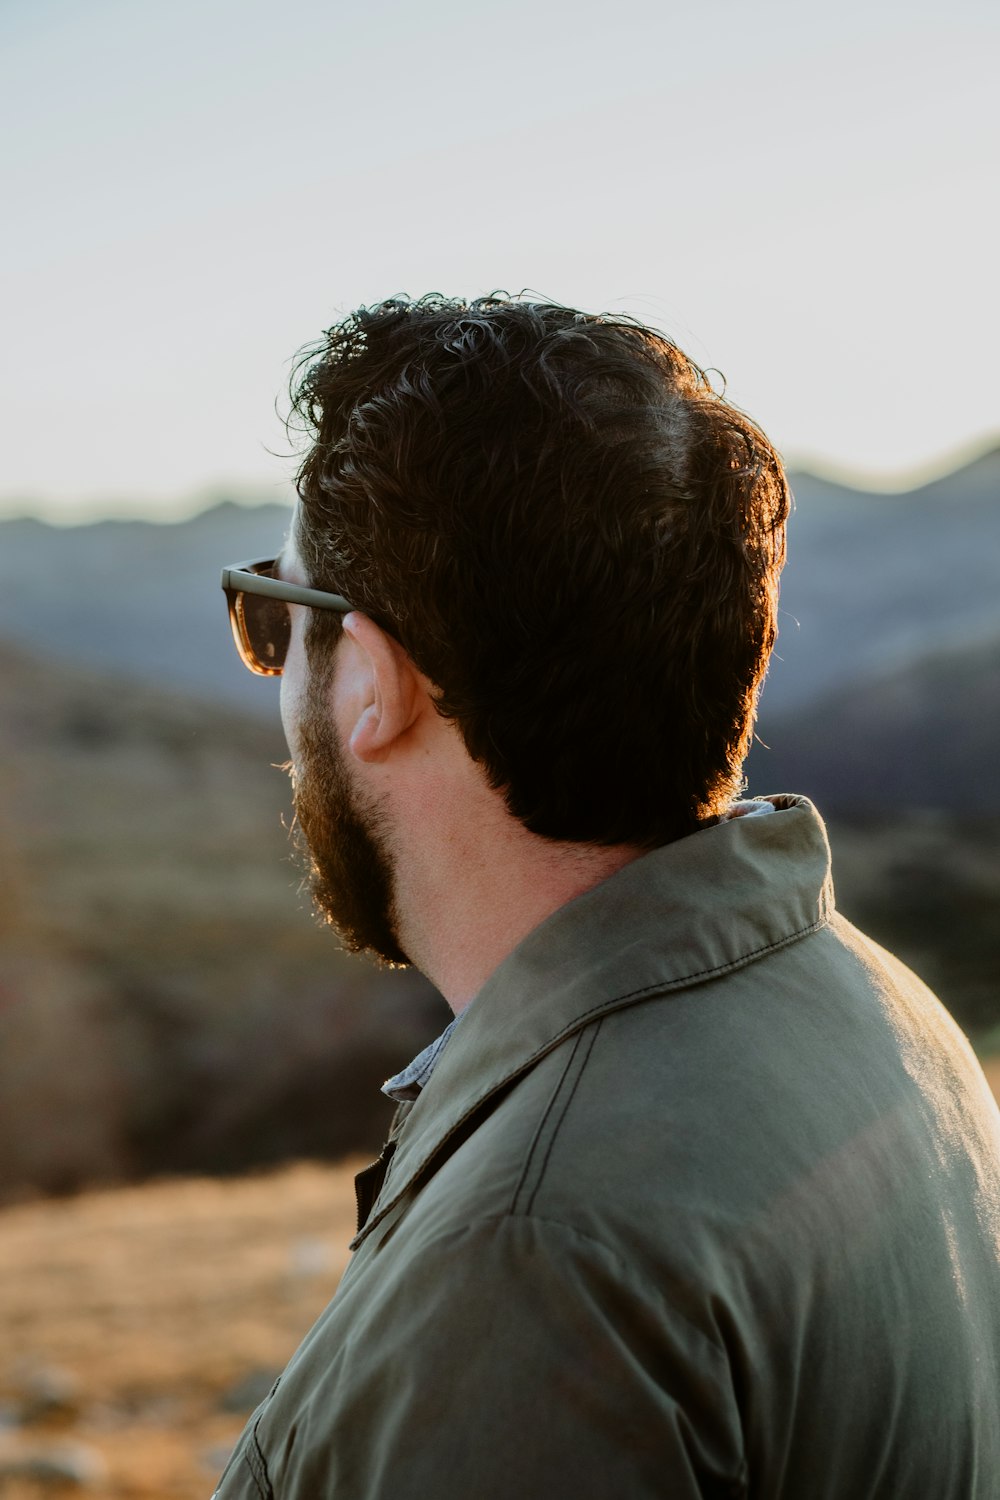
{"left": 1, "top": 445, "right": 998, "bottom": 813}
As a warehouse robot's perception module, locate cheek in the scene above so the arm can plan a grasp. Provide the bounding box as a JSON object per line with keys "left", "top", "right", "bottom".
{"left": 279, "top": 674, "right": 301, "bottom": 756}
{"left": 279, "top": 625, "right": 309, "bottom": 755}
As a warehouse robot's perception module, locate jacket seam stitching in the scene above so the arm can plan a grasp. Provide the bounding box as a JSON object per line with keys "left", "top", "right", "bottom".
{"left": 599, "top": 913, "right": 830, "bottom": 998}
{"left": 244, "top": 1419, "right": 273, "bottom": 1500}
{"left": 491, "top": 915, "right": 832, "bottom": 1080}
{"left": 523, "top": 1020, "right": 602, "bottom": 1218}
{"left": 418, "top": 1208, "right": 747, "bottom": 1485}
{"left": 501, "top": 916, "right": 832, "bottom": 1078}
{"left": 488, "top": 1211, "right": 729, "bottom": 1349}
{"left": 397, "top": 1209, "right": 740, "bottom": 1362}
{"left": 509, "top": 1029, "right": 585, "bottom": 1216}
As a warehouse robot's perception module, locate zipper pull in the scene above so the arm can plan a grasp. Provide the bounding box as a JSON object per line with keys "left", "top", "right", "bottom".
{"left": 353, "top": 1139, "right": 398, "bottom": 1234}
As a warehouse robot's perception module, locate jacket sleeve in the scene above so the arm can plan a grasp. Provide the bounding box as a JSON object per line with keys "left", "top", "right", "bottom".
{"left": 226, "top": 1213, "right": 747, "bottom": 1500}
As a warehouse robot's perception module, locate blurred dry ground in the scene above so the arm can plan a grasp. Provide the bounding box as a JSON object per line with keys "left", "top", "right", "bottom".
{"left": 0, "top": 1161, "right": 361, "bottom": 1498}
{"left": 3, "top": 1059, "right": 1000, "bottom": 1499}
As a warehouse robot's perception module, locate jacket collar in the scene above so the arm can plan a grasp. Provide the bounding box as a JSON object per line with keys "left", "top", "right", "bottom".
{"left": 351, "top": 794, "right": 833, "bottom": 1247}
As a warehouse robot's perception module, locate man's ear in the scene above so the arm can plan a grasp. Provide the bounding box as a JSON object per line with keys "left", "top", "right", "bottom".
{"left": 340, "top": 612, "right": 423, "bottom": 763}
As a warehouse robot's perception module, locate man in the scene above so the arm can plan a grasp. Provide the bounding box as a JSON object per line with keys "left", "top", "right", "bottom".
{"left": 216, "top": 295, "right": 1000, "bottom": 1498}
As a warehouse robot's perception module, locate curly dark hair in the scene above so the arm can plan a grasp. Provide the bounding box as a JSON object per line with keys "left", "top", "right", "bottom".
{"left": 289, "top": 293, "right": 790, "bottom": 848}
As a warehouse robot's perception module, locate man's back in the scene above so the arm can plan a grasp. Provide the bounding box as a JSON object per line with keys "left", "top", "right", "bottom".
{"left": 215, "top": 798, "right": 1000, "bottom": 1498}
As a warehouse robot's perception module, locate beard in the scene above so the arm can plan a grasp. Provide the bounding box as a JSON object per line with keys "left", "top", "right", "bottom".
{"left": 289, "top": 687, "right": 410, "bottom": 967}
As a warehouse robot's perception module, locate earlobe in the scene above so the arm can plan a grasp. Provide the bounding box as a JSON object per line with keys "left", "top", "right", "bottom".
{"left": 348, "top": 700, "right": 383, "bottom": 762}
{"left": 342, "top": 613, "right": 422, "bottom": 763}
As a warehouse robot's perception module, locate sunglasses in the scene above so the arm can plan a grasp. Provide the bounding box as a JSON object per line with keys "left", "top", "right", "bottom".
{"left": 220, "top": 557, "right": 352, "bottom": 676}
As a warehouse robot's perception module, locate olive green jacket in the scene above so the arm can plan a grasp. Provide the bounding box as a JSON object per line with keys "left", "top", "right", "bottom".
{"left": 214, "top": 796, "right": 1000, "bottom": 1498}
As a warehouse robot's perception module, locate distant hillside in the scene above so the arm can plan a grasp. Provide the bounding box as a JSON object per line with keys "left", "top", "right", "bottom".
{"left": 0, "top": 644, "right": 448, "bottom": 1202}
{"left": 749, "top": 629, "right": 1000, "bottom": 813}
{"left": 1, "top": 444, "right": 998, "bottom": 721}
{"left": 761, "top": 443, "right": 1000, "bottom": 714}
{"left": 0, "top": 500, "right": 290, "bottom": 714}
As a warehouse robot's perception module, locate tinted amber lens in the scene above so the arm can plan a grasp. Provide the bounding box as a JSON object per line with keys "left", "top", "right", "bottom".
{"left": 234, "top": 587, "right": 290, "bottom": 675}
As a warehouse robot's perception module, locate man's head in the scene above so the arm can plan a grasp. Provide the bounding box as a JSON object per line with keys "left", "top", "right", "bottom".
{"left": 288, "top": 293, "right": 790, "bottom": 854}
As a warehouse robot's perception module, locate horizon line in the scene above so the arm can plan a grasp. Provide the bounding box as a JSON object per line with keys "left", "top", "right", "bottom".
{"left": 1, "top": 433, "right": 996, "bottom": 529}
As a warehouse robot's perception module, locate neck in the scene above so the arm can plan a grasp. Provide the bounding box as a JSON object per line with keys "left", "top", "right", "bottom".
{"left": 388, "top": 772, "right": 644, "bottom": 1013}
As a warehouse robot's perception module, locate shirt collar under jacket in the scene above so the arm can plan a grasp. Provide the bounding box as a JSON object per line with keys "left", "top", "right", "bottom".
{"left": 380, "top": 798, "right": 779, "bottom": 1105}
{"left": 357, "top": 793, "right": 831, "bottom": 1248}
{"left": 382, "top": 1020, "right": 461, "bottom": 1103}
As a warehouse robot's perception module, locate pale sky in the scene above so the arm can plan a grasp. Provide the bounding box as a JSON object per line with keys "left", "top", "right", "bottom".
{"left": 2, "top": 0, "right": 997, "bottom": 521}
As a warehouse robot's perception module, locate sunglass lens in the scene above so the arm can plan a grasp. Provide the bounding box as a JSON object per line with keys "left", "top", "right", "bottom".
{"left": 237, "top": 589, "right": 290, "bottom": 674}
